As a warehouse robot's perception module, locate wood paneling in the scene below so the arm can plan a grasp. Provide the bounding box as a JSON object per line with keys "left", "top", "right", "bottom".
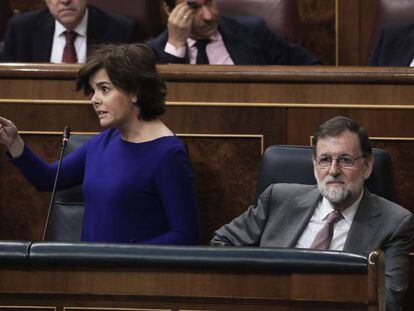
{"left": 298, "top": 0, "right": 336, "bottom": 65}
{"left": 182, "top": 136, "right": 261, "bottom": 244}
{"left": 337, "top": 0, "right": 360, "bottom": 65}
{"left": 337, "top": 0, "right": 379, "bottom": 66}
{"left": 8, "top": 0, "right": 44, "bottom": 14}
{"left": 370, "top": 140, "right": 414, "bottom": 209}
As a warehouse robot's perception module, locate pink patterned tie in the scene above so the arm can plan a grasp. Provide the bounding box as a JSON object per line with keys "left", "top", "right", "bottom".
{"left": 310, "top": 211, "right": 343, "bottom": 250}
{"left": 62, "top": 31, "right": 78, "bottom": 63}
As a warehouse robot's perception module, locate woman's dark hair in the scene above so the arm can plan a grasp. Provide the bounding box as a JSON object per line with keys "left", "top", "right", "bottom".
{"left": 312, "top": 116, "right": 372, "bottom": 157}
{"left": 76, "top": 43, "right": 166, "bottom": 121}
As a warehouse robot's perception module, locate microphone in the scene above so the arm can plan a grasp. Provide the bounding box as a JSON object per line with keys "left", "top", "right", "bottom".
{"left": 62, "top": 126, "right": 71, "bottom": 147}
{"left": 42, "top": 126, "right": 71, "bottom": 241}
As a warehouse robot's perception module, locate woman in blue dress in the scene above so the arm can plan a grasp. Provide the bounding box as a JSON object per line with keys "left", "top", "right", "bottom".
{"left": 0, "top": 43, "right": 199, "bottom": 245}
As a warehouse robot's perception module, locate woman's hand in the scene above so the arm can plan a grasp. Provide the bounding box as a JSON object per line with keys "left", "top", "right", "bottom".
{"left": 0, "top": 116, "right": 24, "bottom": 157}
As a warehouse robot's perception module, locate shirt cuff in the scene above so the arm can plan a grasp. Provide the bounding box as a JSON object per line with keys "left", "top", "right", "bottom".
{"left": 5, "top": 144, "right": 27, "bottom": 161}
{"left": 165, "top": 42, "right": 186, "bottom": 58}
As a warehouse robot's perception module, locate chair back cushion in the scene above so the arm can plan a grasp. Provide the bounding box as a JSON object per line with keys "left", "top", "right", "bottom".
{"left": 216, "top": 0, "right": 299, "bottom": 42}
{"left": 371, "top": 0, "right": 414, "bottom": 53}
{"left": 376, "top": 0, "right": 414, "bottom": 26}
{"left": 48, "top": 134, "right": 94, "bottom": 242}
{"left": 0, "top": 0, "right": 12, "bottom": 40}
{"left": 88, "top": 0, "right": 165, "bottom": 40}
{"left": 254, "top": 145, "right": 395, "bottom": 203}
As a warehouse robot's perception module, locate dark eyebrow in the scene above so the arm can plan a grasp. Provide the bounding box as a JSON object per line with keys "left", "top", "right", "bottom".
{"left": 319, "top": 155, "right": 331, "bottom": 158}
{"left": 95, "top": 81, "right": 111, "bottom": 87}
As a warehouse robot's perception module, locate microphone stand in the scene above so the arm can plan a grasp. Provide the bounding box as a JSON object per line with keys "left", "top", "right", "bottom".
{"left": 41, "top": 126, "right": 71, "bottom": 241}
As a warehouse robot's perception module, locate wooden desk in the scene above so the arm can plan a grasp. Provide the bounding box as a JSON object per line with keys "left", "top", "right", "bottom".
{"left": 0, "top": 243, "right": 385, "bottom": 311}
{"left": 0, "top": 64, "right": 413, "bottom": 244}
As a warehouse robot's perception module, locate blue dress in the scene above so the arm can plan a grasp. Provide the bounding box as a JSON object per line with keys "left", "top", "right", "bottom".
{"left": 11, "top": 129, "right": 200, "bottom": 245}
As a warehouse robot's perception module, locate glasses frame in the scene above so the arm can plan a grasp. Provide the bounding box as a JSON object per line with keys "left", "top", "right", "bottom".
{"left": 313, "top": 154, "right": 366, "bottom": 169}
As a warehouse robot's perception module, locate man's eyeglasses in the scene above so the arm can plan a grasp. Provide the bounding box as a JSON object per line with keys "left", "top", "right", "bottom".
{"left": 313, "top": 155, "right": 365, "bottom": 168}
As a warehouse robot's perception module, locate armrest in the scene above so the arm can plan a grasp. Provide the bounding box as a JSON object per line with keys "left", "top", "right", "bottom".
{"left": 0, "top": 240, "right": 31, "bottom": 265}
{"left": 28, "top": 242, "right": 367, "bottom": 273}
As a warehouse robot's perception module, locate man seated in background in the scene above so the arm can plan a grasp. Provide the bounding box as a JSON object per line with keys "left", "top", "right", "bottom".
{"left": 370, "top": 22, "right": 414, "bottom": 66}
{"left": 211, "top": 116, "right": 414, "bottom": 311}
{"left": 148, "top": 0, "right": 320, "bottom": 65}
{"left": 0, "top": 0, "right": 12, "bottom": 57}
{"left": 1, "top": 0, "right": 139, "bottom": 63}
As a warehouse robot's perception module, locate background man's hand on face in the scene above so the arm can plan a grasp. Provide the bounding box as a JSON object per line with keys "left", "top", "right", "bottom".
{"left": 167, "top": 3, "right": 193, "bottom": 48}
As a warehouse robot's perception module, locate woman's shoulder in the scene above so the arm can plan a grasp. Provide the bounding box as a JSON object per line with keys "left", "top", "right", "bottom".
{"left": 157, "top": 135, "right": 187, "bottom": 153}
{"left": 148, "top": 135, "right": 189, "bottom": 164}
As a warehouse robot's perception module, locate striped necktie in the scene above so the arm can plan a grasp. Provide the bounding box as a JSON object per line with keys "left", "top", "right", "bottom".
{"left": 310, "top": 211, "right": 343, "bottom": 250}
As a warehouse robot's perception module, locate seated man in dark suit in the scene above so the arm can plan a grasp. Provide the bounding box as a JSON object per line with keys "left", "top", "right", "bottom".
{"left": 148, "top": 0, "right": 320, "bottom": 65}
{"left": 370, "top": 22, "right": 414, "bottom": 66}
{"left": 211, "top": 116, "right": 414, "bottom": 311}
{"left": 1, "top": 0, "right": 139, "bottom": 63}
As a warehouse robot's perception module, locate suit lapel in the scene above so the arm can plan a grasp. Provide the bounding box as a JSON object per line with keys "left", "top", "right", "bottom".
{"left": 219, "top": 17, "right": 255, "bottom": 65}
{"left": 266, "top": 186, "right": 321, "bottom": 248}
{"left": 386, "top": 24, "right": 414, "bottom": 66}
{"left": 400, "top": 34, "right": 414, "bottom": 66}
{"left": 344, "top": 190, "right": 382, "bottom": 255}
{"left": 393, "top": 39, "right": 414, "bottom": 66}
{"left": 33, "top": 10, "right": 55, "bottom": 62}
{"left": 287, "top": 187, "right": 322, "bottom": 247}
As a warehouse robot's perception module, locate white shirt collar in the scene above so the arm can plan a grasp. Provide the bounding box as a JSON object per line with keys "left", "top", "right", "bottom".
{"left": 55, "top": 8, "right": 88, "bottom": 37}
{"left": 187, "top": 31, "right": 222, "bottom": 47}
{"left": 319, "top": 189, "right": 364, "bottom": 225}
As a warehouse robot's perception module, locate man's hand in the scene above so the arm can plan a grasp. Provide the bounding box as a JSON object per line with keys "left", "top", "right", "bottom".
{"left": 167, "top": 2, "right": 193, "bottom": 48}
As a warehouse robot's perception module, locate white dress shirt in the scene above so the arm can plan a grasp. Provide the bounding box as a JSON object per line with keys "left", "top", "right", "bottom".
{"left": 165, "top": 31, "right": 234, "bottom": 65}
{"left": 295, "top": 190, "right": 363, "bottom": 250}
{"left": 50, "top": 9, "right": 88, "bottom": 63}
{"left": 410, "top": 58, "right": 414, "bottom": 67}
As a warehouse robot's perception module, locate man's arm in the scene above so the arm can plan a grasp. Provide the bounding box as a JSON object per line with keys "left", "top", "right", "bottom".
{"left": 251, "top": 18, "right": 321, "bottom": 65}
{"left": 369, "top": 26, "right": 386, "bottom": 66}
{"left": 210, "top": 185, "right": 274, "bottom": 246}
{"left": 1, "top": 17, "right": 18, "bottom": 61}
{"left": 383, "top": 213, "right": 414, "bottom": 311}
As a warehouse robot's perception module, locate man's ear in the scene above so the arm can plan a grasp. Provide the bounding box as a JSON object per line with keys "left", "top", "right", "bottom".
{"left": 363, "top": 155, "right": 374, "bottom": 180}
{"left": 162, "top": 2, "right": 171, "bottom": 16}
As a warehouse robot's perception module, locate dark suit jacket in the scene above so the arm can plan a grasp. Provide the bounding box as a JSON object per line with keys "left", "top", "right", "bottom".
{"left": 148, "top": 16, "right": 320, "bottom": 65}
{"left": 370, "top": 22, "right": 414, "bottom": 66}
{"left": 211, "top": 183, "right": 414, "bottom": 311}
{"left": 1, "top": 5, "right": 139, "bottom": 62}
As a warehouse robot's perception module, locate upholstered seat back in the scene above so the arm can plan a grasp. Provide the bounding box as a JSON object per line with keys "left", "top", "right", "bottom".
{"left": 375, "top": 0, "right": 414, "bottom": 28}
{"left": 371, "top": 0, "right": 414, "bottom": 56}
{"left": 216, "top": 0, "right": 299, "bottom": 42}
{"left": 47, "top": 134, "right": 93, "bottom": 242}
{"left": 0, "top": 0, "right": 12, "bottom": 54}
{"left": 88, "top": 0, "right": 165, "bottom": 40}
{"left": 254, "top": 145, "right": 395, "bottom": 203}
